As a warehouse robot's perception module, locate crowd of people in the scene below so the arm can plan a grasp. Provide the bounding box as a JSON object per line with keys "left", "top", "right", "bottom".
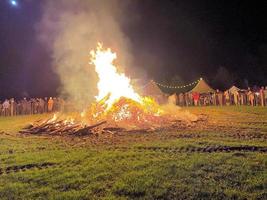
{"left": 0, "top": 97, "right": 65, "bottom": 117}
{"left": 170, "top": 87, "right": 267, "bottom": 107}
{"left": 1, "top": 87, "right": 266, "bottom": 117}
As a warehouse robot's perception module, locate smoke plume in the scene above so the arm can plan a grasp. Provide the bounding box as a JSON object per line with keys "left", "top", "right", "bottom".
{"left": 37, "top": 0, "right": 133, "bottom": 109}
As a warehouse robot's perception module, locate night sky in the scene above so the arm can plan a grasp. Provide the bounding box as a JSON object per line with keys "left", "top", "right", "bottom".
{"left": 0, "top": 0, "right": 266, "bottom": 98}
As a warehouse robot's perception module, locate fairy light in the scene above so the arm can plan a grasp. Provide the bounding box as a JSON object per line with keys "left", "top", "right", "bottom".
{"left": 152, "top": 78, "right": 202, "bottom": 89}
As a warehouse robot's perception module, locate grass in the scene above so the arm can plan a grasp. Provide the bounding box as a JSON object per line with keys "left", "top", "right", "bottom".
{"left": 0, "top": 106, "right": 266, "bottom": 199}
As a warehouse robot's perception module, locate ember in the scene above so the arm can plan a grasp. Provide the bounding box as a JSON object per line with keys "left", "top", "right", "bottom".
{"left": 84, "top": 97, "right": 166, "bottom": 129}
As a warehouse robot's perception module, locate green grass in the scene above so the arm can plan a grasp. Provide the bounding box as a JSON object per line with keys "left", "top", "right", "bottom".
{"left": 0, "top": 114, "right": 52, "bottom": 133}
{"left": 0, "top": 107, "right": 266, "bottom": 199}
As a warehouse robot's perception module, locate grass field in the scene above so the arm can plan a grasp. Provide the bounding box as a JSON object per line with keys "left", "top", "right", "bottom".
{"left": 0, "top": 106, "right": 266, "bottom": 200}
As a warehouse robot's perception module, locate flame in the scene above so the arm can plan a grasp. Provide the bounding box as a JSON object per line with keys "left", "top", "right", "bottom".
{"left": 48, "top": 113, "right": 58, "bottom": 123}
{"left": 63, "top": 118, "right": 75, "bottom": 125}
{"left": 86, "top": 43, "right": 168, "bottom": 128}
{"left": 90, "top": 43, "right": 141, "bottom": 109}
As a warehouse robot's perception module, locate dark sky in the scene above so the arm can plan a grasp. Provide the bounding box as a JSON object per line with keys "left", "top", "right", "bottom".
{"left": 0, "top": 0, "right": 266, "bottom": 98}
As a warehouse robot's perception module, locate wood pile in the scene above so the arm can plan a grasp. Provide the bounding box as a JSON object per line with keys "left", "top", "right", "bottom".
{"left": 19, "top": 118, "right": 107, "bottom": 136}
{"left": 19, "top": 114, "right": 208, "bottom": 136}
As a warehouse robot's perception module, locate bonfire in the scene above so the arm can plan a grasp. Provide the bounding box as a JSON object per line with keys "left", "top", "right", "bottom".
{"left": 21, "top": 43, "right": 204, "bottom": 136}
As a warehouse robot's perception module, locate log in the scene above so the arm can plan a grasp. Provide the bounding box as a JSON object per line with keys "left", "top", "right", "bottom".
{"left": 19, "top": 130, "right": 32, "bottom": 134}
{"left": 20, "top": 119, "right": 83, "bottom": 135}
{"left": 22, "top": 124, "right": 34, "bottom": 130}
{"left": 103, "top": 127, "right": 125, "bottom": 132}
{"left": 84, "top": 121, "right": 107, "bottom": 130}
{"left": 50, "top": 124, "right": 81, "bottom": 135}
{"left": 73, "top": 121, "right": 107, "bottom": 136}
{"left": 125, "top": 129, "right": 150, "bottom": 133}
{"left": 104, "top": 130, "right": 115, "bottom": 135}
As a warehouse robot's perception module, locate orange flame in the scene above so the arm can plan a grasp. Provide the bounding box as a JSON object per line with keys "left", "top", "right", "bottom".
{"left": 90, "top": 43, "right": 141, "bottom": 109}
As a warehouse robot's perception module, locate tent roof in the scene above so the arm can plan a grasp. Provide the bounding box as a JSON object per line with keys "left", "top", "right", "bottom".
{"left": 227, "top": 85, "right": 241, "bottom": 93}
{"left": 142, "top": 80, "right": 165, "bottom": 96}
{"left": 189, "top": 78, "right": 215, "bottom": 93}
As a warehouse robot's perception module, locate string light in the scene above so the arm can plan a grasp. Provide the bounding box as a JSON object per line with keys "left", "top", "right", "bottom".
{"left": 152, "top": 78, "right": 202, "bottom": 89}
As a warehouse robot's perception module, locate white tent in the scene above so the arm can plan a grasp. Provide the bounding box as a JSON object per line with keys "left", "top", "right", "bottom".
{"left": 227, "top": 86, "right": 241, "bottom": 94}
{"left": 189, "top": 78, "right": 215, "bottom": 94}
{"left": 142, "top": 80, "right": 167, "bottom": 104}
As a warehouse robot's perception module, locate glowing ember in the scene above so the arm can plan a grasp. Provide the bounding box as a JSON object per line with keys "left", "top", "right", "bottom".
{"left": 90, "top": 43, "right": 141, "bottom": 109}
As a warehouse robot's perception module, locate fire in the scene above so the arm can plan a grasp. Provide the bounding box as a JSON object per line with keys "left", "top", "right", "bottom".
{"left": 86, "top": 43, "right": 191, "bottom": 129}
{"left": 90, "top": 43, "right": 141, "bottom": 109}
{"left": 48, "top": 113, "right": 58, "bottom": 123}
{"left": 21, "top": 44, "right": 200, "bottom": 136}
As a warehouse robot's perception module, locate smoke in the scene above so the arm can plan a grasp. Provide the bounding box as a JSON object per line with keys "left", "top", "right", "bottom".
{"left": 212, "top": 66, "right": 235, "bottom": 90}
{"left": 36, "top": 0, "right": 133, "bottom": 109}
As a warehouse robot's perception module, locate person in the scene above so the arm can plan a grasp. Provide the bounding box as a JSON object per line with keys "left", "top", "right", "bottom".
{"left": 0, "top": 101, "right": 3, "bottom": 116}
{"left": 209, "top": 94, "right": 213, "bottom": 105}
{"left": 38, "top": 98, "right": 45, "bottom": 113}
{"left": 224, "top": 91, "right": 230, "bottom": 106}
{"left": 31, "top": 98, "right": 37, "bottom": 114}
{"left": 56, "top": 97, "right": 61, "bottom": 111}
{"left": 22, "top": 98, "right": 27, "bottom": 115}
{"left": 219, "top": 91, "right": 224, "bottom": 106}
{"left": 233, "top": 90, "right": 239, "bottom": 105}
{"left": 168, "top": 93, "right": 177, "bottom": 105}
{"left": 188, "top": 92, "right": 193, "bottom": 106}
{"left": 192, "top": 92, "right": 200, "bottom": 106}
{"left": 203, "top": 95, "right": 208, "bottom": 106}
{"left": 3, "top": 99, "right": 10, "bottom": 116}
{"left": 53, "top": 97, "right": 60, "bottom": 112}
{"left": 247, "top": 89, "right": 255, "bottom": 106}
{"left": 178, "top": 93, "right": 185, "bottom": 106}
{"left": 26, "top": 99, "right": 31, "bottom": 114}
{"left": 59, "top": 98, "right": 65, "bottom": 112}
{"left": 10, "top": 98, "right": 16, "bottom": 116}
{"left": 216, "top": 90, "right": 223, "bottom": 106}
{"left": 229, "top": 92, "right": 234, "bottom": 105}
{"left": 212, "top": 92, "right": 217, "bottom": 105}
{"left": 16, "top": 100, "right": 22, "bottom": 115}
{"left": 35, "top": 98, "right": 40, "bottom": 114}
{"left": 184, "top": 93, "right": 190, "bottom": 106}
{"left": 44, "top": 97, "right": 48, "bottom": 113}
{"left": 48, "top": 97, "right": 54, "bottom": 112}
{"left": 255, "top": 91, "right": 260, "bottom": 106}
{"left": 259, "top": 87, "right": 265, "bottom": 106}
{"left": 240, "top": 91, "right": 246, "bottom": 105}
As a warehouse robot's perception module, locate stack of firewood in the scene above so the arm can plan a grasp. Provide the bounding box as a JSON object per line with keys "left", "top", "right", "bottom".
{"left": 19, "top": 114, "right": 208, "bottom": 136}
{"left": 19, "top": 118, "right": 107, "bottom": 136}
